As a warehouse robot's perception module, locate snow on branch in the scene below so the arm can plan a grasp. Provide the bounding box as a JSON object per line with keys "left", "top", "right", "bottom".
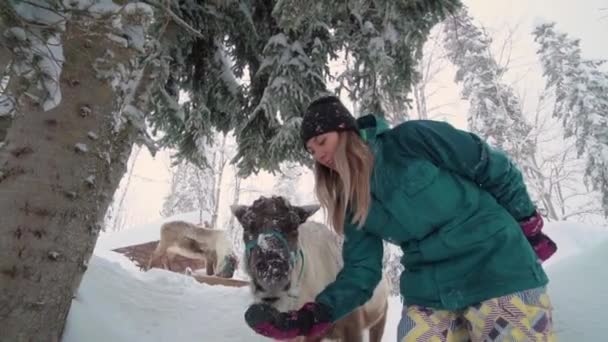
{"left": 5, "top": 25, "right": 64, "bottom": 111}
{"left": 7, "top": 0, "right": 154, "bottom": 112}
{"left": 0, "top": 95, "right": 16, "bottom": 116}
{"left": 144, "top": 0, "right": 205, "bottom": 39}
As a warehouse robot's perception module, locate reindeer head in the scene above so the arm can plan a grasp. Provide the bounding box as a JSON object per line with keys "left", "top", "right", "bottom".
{"left": 230, "top": 196, "right": 319, "bottom": 305}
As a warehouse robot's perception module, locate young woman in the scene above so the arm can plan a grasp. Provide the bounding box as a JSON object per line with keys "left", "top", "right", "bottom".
{"left": 244, "top": 95, "right": 557, "bottom": 341}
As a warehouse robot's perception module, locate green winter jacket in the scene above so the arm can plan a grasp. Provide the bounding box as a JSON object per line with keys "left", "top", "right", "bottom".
{"left": 315, "top": 114, "right": 548, "bottom": 322}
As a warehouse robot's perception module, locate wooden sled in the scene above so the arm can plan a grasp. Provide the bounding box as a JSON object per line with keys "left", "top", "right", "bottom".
{"left": 193, "top": 274, "right": 249, "bottom": 288}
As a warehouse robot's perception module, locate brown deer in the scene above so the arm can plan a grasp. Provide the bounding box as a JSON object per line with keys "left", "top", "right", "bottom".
{"left": 231, "top": 196, "right": 389, "bottom": 342}
{"left": 145, "top": 220, "right": 238, "bottom": 278}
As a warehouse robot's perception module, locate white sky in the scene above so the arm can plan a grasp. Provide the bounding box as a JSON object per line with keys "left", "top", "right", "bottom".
{"left": 106, "top": 0, "right": 608, "bottom": 232}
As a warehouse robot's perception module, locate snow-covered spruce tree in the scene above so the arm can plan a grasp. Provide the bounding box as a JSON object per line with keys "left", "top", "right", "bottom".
{"left": 147, "top": 0, "right": 462, "bottom": 176}
{"left": 273, "top": 162, "right": 304, "bottom": 205}
{"left": 410, "top": 27, "right": 458, "bottom": 123}
{"left": 443, "top": 7, "right": 535, "bottom": 162}
{"left": 0, "top": 1, "right": 160, "bottom": 340}
{"left": 161, "top": 131, "right": 231, "bottom": 226}
{"left": 161, "top": 160, "right": 206, "bottom": 219}
{"left": 333, "top": 0, "right": 458, "bottom": 123}
{"left": 443, "top": 8, "right": 560, "bottom": 218}
{"left": 533, "top": 22, "right": 608, "bottom": 217}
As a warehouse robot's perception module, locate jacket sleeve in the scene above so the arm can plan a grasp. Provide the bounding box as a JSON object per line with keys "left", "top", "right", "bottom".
{"left": 314, "top": 219, "right": 384, "bottom": 322}
{"left": 389, "top": 119, "right": 536, "bottom": 220}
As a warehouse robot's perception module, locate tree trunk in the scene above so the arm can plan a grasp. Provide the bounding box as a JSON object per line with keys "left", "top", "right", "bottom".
{"left": 111, "top": 145, "right": 142, "bottom": 231}
{"left": 228, "top": 173, "right": 243, "bottom": 252}
{"left": 527, "top": 155, "right": 560, "bottom": 221}
{"left": 210, "top": 134, "right": 227, "bottom": 228}
{"left": 204, "top": 146, "right": 219, "bottom": 225}
{"left": 0, "top": 18, "right": 142, "bottom": 341}
{"left": 413, "top": 83, "right": 428, "bottom": 120}
{"left": 194, "top": 169, "right": 205, "bottom": 225}
{"left": 555, "top": 168, "right": 567, "bottom": 218}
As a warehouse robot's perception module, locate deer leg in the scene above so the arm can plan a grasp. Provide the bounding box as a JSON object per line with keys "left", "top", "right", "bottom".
{"left": 341, "top": 309, "right": 364, "bottom": 342}
{"left": 146, "top": 243, "right": 165, "bottom": 270}
{"left": 206, "top": 252, "right": 216, "bottom": 276}
{"left": 145, "top": 253, "right": 156, "bottom": 270}
{"left": 166, "top": 252, "right": 176, "bottom": 271}
{"left": 368, "top": 301, "right": 388, "bottom": 342}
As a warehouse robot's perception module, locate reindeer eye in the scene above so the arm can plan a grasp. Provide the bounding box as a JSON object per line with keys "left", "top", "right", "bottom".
{"left": 243, "top": 232, "right": 254, "bottom": 241}
{"left": 253, "top": 279, "right": 264, "bottom": 292}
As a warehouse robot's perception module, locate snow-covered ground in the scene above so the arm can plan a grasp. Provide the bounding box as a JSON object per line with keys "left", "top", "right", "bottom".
{"left": 544, "top": 232, "right": 608, "bottom": 341}
{"left": 62, "top": 250, "right": 266, "bottom": 342}
{"left": 63, "top": 218, "right": 608, "bottom": 341}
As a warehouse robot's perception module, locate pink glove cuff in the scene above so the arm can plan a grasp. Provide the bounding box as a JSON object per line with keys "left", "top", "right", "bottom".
{"left": 520, "top": 211, "right": 544, "bottom": 237}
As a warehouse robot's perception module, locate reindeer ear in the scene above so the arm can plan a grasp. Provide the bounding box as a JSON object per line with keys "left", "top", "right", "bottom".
{"left": 295, "top": 204, "right": 320, "bottom": 224}
{"left": 230, "top": 205, "right": 248, "bottom": 225}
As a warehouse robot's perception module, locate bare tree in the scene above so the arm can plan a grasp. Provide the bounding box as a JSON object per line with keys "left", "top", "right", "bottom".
{"left": 526, "top": 88, "right": 604, "bottom": 223}
{"left": 227, "top": 172, "right": 244, "bottom": 255}
{"left": 107, "top": 145, "right": 142, "bottom": 231}
{"left": 209, "top": 133, "right": 228, "bottom": 228}
{"left": 411, "top": 27, "right": 457, "bottom": 121}
{"left": 161, "top": 131, "right": 233, "bottom": 228}
{"left": 534, "top": 22, "right": 608, "bottom": 218}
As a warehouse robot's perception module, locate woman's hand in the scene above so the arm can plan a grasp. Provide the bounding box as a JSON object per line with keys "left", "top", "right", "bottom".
{"left": 519, "top": 211, "right": 544, "bottom": 236}
{"left": 519, "top": 211, "right": 557, "bottom": 262}
{"left": 244, "top": 302, "right": 332, "bottom": 340}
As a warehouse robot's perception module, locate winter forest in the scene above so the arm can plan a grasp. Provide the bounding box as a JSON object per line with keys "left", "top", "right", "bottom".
{"left": 1, "top": 0, "right": 607, "bottom": 341}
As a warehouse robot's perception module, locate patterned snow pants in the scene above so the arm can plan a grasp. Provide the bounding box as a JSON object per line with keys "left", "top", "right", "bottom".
{"left": 397, "top": 287, "right": 556, "bottom": 342}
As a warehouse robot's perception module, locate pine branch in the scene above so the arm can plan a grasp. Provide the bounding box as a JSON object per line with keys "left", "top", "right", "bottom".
{"left": 146, "top": 0, "right": 205, "bottom": 39}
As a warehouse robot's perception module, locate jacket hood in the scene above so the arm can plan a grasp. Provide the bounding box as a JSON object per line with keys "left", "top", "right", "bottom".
{"left": 356, "top": 114, "right": 391, "bottom": 144}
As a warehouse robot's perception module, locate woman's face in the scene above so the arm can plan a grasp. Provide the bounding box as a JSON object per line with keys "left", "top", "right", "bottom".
{"left": 306, "top": 132, "right": 340, "bottom": 169}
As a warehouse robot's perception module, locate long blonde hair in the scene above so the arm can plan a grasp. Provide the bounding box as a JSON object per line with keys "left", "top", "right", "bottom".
{"left": 314, "top": 131, "right": 374, "bottom": 235}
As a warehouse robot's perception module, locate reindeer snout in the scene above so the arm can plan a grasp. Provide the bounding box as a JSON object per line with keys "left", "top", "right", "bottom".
{"left": 251, "top": 252, "right": 291, "bottom": 290}
{"left": 261, "top": 296, "right": 280, "bottom": 304}
{"left": 255, "top": 257, "right": 289, "bottom": 276}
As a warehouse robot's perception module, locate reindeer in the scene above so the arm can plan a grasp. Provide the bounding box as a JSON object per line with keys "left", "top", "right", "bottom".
{"left": 231, "top": 196, "right": 389, "bottom": 342}
{"left": 145, "top": 220, "right": 238, "bottom": 279}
